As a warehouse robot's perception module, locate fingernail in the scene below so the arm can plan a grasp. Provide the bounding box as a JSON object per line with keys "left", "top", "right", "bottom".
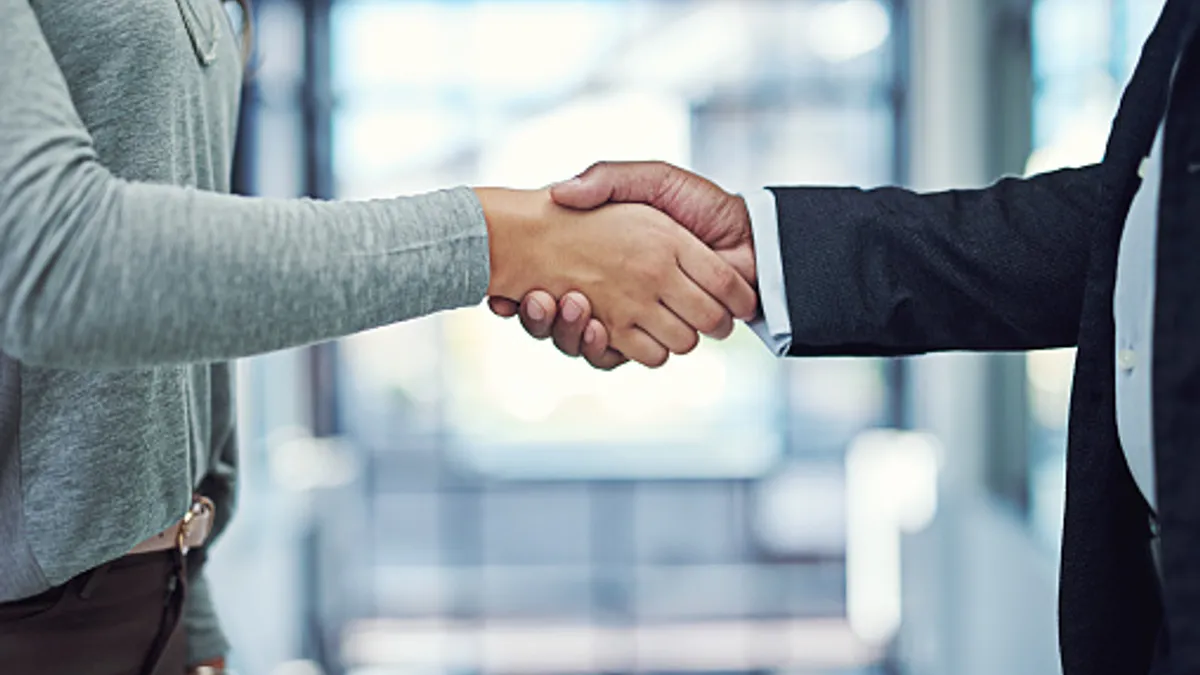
{"left": 584, "top": 325, "right": 596, "bottom": 345}
{"left": 562, "top": 299, "right": 582, "bottom": 323}
{"left": 526, "top": 301, "right": 546, "bottom": 322}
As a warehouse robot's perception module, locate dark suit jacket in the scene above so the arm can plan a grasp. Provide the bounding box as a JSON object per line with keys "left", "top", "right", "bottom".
{"left": 770, "top": 2, "right": 1199, "bottom": 673}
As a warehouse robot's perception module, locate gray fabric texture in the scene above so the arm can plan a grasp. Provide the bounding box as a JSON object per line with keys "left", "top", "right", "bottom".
{"left": 0, "top": 0, "right": 491, "bottom": 663}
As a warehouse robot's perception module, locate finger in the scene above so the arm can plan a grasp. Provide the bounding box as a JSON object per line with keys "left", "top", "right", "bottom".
{"left": 488, "top": 297, "right": 520, "bottom": 318}
{"left": 675, "top": 235, "right": 759, "bottom": 321}
{"left": 549, "top": 162, "right": 739, "bottom": 247}
{"left": 659, "top": 274, "right": 735, "bottom": 340}
{"left": 586, "top": 347, "right": 628, "bottom": 371}
{"left": 586, "top": 349, "right": 629, "bottom": 370}
{"left": 518, "top": 291, "right": 557, "bottom": 340}
{"left": 581, "top": 319, "right": 610, "bottom": 360}
{"left": 581, "top": 320, "right": 628, "bottom": 370}
{"left": 552, "top": 292, "right": 591, "bottom": 357}
{"left": 611, "top": 327, "right": 670, "bottom": 369}
{"left": 550, "top": 161, "right": 676, "bottom": 211}
{"left": 637, "top": 306, "right": 700, "bottom": 356}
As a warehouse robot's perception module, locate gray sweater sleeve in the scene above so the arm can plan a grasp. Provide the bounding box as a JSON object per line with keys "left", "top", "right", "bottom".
{"left": 183, "top": 572, "right": 230, "bottom": 666}
{"left": 0, "top": 0, "right": 490, "bottom": 369}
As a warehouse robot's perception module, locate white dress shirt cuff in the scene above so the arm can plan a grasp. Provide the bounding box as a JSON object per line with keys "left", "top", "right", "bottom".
{"left": 742, "top": 188, "right": 793, "bottom": 356}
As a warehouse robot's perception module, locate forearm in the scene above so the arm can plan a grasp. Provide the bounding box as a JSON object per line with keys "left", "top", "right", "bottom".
{"left": 1, "top": 0, "right": 490, "bottom": 369}
{"left": 0, "top": 169, "right": 489, "bottom": 368}
{"left": 771, "top": 165, "right": 1113, "bottom": 356}
{"left": 5, "top": 0, "right": 741, "bottom": 371}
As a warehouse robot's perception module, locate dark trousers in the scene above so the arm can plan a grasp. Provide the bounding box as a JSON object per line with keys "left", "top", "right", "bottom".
{"left": 0, "top": 551, "right": 187, "bottom": 675}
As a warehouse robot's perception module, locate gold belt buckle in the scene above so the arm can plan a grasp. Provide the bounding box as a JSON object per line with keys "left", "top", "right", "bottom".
{"left": 176, "top": 495, "right": 215, "bottom": 553}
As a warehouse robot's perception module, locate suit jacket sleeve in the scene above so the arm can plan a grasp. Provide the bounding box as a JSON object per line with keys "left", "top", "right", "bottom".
{"left": 771, "top": 164, "right": 1111, "bottom": 357}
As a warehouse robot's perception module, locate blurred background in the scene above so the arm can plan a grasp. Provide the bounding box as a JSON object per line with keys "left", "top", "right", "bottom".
{"left": 211, "top": 0, "right": 1164, "bottom": 674}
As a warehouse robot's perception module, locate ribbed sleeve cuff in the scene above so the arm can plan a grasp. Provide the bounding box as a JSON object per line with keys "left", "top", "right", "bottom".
{"left": 392, "top": 186, "right": 491, "bottom": 315}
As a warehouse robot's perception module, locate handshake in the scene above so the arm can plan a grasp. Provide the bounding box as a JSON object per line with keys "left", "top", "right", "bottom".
{"left": 479, "top": 161, "right": 758, "bottom": 369}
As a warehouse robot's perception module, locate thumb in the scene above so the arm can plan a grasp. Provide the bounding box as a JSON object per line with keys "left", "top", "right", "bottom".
{"left": 549, "top": 162, "right": 741, "bottom": 254}
{"left": 549, "top": 176, "right": 607, "bottom": 210}
{"left": 550, "top": 161, "right": 675, "bottom": 211}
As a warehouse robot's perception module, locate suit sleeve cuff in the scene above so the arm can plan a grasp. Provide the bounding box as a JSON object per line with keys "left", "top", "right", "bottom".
{"left": 742, "top": 188, "right": 792, "bottom": 356}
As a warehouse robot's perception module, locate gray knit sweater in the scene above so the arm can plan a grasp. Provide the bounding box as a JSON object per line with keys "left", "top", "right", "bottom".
{"left": 0, "top": 0, "right": 490, "bottom": 663}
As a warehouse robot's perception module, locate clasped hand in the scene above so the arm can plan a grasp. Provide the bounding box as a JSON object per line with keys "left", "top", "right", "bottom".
{"left": 483, "top": 161, "right": 757, "bottom": 369}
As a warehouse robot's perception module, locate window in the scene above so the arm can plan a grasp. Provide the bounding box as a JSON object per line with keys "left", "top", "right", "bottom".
{"left": 332, "top": 0, "right": 898, "bottom": 479}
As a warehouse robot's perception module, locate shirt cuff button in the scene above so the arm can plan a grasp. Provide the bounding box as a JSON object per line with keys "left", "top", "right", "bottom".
{"left": 1118, "top": 348, "right": 1138, "bottom": 372}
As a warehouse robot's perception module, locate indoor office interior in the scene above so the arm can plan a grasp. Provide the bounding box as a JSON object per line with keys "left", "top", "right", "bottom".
{"left": 209, "top": 1, "right": 1155, "bottom": 674}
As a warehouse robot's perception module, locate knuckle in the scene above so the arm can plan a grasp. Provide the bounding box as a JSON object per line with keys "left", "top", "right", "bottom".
{"left": 699, "top": 309, "right": 726, "bottom": 335}
{"left": 608, "top": 311, "right": 635, "bottom": 332}
{"left": 632, "top": 262, "right": 661, "bottom": 288}
{"left": 554, "top": 335, "right": 580, "bottom": 357}
{"left": 650, "top": 263, "right": 672, "bottom": 286}
{"left": 645, "top": 350, "right": 669, "bottom": 369}
{"left": 591, "top": 354, "right": 618, "bottom": 371}
{"left": 644, "top": 244, "right": 675, "bottom": 277}
{"left": 713, "top": 264, "right": 738, "bottom": 294}
{"left": 677, "top": 332, "right": 700, "bottom": 355}
{"left": 521, "top": 319, "right": 548, "bottom": 339}
{"left": 715, "top": 317, "right": 735, "bottom": 338}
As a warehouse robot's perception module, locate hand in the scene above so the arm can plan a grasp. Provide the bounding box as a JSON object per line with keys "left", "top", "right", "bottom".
{"left": 554, "top": 161, "right": 756, "bottom": 284}
{"left": 477, "top": 188, "right": 756, "bottom": 368}
{"left": 490, "top": 162, "right": 756, "bottom": 369}
{"left": 487, "top": 291, "right": 627, "bottom": 370}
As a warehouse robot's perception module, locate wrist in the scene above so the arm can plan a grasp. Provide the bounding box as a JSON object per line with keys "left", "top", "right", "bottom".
{"left": 474, "top": 187, "right": 551, "bottom": 298}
